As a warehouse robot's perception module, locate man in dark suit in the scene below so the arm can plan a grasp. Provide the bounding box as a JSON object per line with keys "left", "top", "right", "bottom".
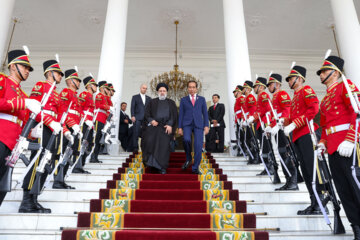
{"left": 178, "top": 80, "right": 209, "bottom": 174}
{"left": 119, "top": 102, "right": 132, "bottom": 151}
{"left": 130, "top": 84, "right": 151, "bottom": 152}
{"left": 208, "top": 94, "right": 225, "bottom": 153}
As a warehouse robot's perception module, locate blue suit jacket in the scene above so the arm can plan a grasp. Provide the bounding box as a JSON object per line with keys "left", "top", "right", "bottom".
{"left": 178, "top": 95, "right": 209, "bottom": 129}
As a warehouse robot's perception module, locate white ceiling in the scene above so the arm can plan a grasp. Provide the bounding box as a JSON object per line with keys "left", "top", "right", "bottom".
{"left": 10, "top": 0, "right": 360, "bottom": 54}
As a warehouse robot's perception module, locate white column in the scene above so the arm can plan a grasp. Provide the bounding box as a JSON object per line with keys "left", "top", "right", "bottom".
{"left": 330, "top": 0, "right": 360, "bottom": 85}
{"left": 223, "top": 0, "right": 252, "bottom": 153}
{"left": 0, "top": 0, "right": 16, "bottom": 67}
{"left": 97, "top": 0, "right": 128, "bottom": 148}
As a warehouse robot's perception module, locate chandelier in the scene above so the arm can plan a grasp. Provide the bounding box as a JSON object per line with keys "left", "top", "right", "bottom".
{"left": 150, "top": 20, "right": 202, "bottom": 103}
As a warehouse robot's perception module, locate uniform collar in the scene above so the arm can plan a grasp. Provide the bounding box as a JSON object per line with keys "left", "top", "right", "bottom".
{"left": 327, "top": 81, "right": 338, "bottom": 92}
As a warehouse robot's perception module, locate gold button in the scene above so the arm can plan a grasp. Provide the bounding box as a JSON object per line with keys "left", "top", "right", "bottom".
{"left": 336, "top": 112, "right": 339, "bottom": 115}
{"left": 334, "top": 106, "right": 337, "bottom": 109}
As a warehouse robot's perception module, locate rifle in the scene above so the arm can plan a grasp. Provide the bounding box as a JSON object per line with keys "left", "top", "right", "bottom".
{"left": 306, "top": 118, "right": 345, "bottom": 234}
{"left": 85, "top": 109, "right": 100, "bottom": 163}
{"left": 67, "top": 110, "right": 99, "bottom": 177}
{"left": 53, "top": 105, "right": 88, "bottom": 183}
{"left": 100, "top": 112, "right": 114, "bottom": 145}
{"left": 0, "top": 82, "right": 56, "bottom": 192}
{"left": 41, "top": 103, "right": 72, "bottom": 191}
{"left": 240, "top": 107, "right": 255, "bottom": 160}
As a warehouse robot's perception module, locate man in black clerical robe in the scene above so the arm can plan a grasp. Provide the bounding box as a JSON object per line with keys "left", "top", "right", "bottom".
{"left": 141, "top": 83, "right": 178, "bottom": 174}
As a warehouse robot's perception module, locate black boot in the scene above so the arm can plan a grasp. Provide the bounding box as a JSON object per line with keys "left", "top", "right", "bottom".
{"left": 296, "top": 165, "right": 304, "bottom": 183}
{"left": 351, "top": 224, "right": 360, "bottom": 240}
{"left": 278, "top": 156, "right": 298, "bottom": 190}
{"left": 0, "top": 191, "right": 7, "bottom": 206}
{"left": 18, "top": 190, "right": 42, "bottom": 213}
{"left": 252, "top": 152, "right": 261, "bottom": 164}
{"left": 297, "top": 194, "right": 328, "bottom": 215}
{"left": 52, "top": 181, "right": 67, "bottom": 189}
{"left": 272, "top": 164, "right": 281, "bottom": 184}
{"left": 297, "top": 194, "right": 316, "bottom": 215}
{"left": 275, "top": 176, "right": 289, "bottom": 191}
{"left": 310, "top": 194, "right": 328, "bottom": 215}
{"left": 32, "top": 194, "right": 51, "bottom": 213}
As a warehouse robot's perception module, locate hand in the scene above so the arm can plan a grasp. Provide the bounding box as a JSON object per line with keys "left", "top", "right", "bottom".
{"left": 317, "top": 142, "right": 326, "bottom": 156}
{"left": 25, "top": 99, "right": 41, "bottom": 115}
{"left": 85, "top": 120, "right": 93, "bottom": 129}
{"left": 204, "top": 126, "right": 209, "bottom": 135}
{"left": 124, "top": 119, "right": 129, "bottom": 124}
{"left": 164, "top": 125, "right": 172, "bottom": 135}
{"left": 151, "top": 120, "right": 158, "bottom": 126}
{"left": 242, "top": 120, "right": 248, "bottom": 127}
{"left": 64, "top": 131, "right": 74, "bottom": 144}
{"left": 337, "top": 140, "right": 355, "bottom": 157}
{"left": 49, "top": 121, "right": 62, "bottom": 135}
{"left": 247, "top": 116, "right": 254, "bottom": 125}
{"left": 271, "top": 125, "right": 280, "bottom": 136}
{"left": 30, "top": 122, "right": 42, "bottom": 138}
{"left": 278, "top": 118, "right": 285, "bottom": 126}
{"left": 284, "top": 123, "right": 296, "bottom": 137}
{"left": 213, "top": 120, "right": 218, "bottom": 124}
{"left": 131, "top": 116, "right": 136, "bottom": 122}
{"left": 72, "top": 124, "right": 80, "bottom": 135}
{"left": 178, "top": 128, "right": 183, "bottom": 136}
{"left": 265, "top": 126, "right": 272, "bottom": 134}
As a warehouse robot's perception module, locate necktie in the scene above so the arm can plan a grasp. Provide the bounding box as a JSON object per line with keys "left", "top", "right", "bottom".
{"left": 191, "top": 95, "right": 195, "bottom": 106}
{"left": 213, "top": 104, "right": 216, "bottom": 110}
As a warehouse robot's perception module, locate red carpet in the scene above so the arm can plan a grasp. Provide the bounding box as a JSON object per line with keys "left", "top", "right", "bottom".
{"left": 61, "top": 152, "right": 269, "bottom": 240}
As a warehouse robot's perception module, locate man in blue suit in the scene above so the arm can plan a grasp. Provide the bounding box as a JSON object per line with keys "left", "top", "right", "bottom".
{"left": 178, "top": 80, "right": 209, "bottom": 174}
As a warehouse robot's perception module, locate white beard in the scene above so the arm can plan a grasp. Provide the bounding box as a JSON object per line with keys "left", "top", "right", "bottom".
{"left": 159, "top": 94, "right": 167, "bottom": 100}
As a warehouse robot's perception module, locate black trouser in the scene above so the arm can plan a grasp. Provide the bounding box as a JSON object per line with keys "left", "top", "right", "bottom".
{"left": 293, "top": 133, "right": 322, "bottom": 195}
{"left": 0, "top": 141, "right": 12, "bottom": 205}
{"left": 277, "top": 130, "right": 297, "bottom": 178}
{"left": 63, "top": 127, "right": 80, "bottom": 177}
{"left": 22, "top": 125, "right": 56, "bottom": 192}
{"left": 133, "top": 120, "right": 142, "bottom": 151}
{"left": 208, "top": 126, "right": 224, "bottom": 153}
{"left": 77, "top": 125, "right": 94, "bottom": 167}
{"left": 256, "top": 127, "right": 271, "bottom": 161}
{"left": 245, "top": 126, "right": 258, "bottom": 160}
{"left": 119, "top": 132, "right": 129, "bottom": 151}
{"left": 329, "top": 152, "right": 360, "bottom": 225}
{"left": 92, "top": 121, "right": 105, "bottom": 160}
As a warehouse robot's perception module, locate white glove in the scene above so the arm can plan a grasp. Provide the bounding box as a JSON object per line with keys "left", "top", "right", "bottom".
{"left": 109, "top": 106, "right": 115, "bottom": 114}
{"left": 64, "top": 131, "right": 74, "bottom": 145}
{"left": 271, "top": 125, "right": 280, "bottom": 136}
{"left": 25, "top": 99, "right": 41, "bottom": 115}
{"left": 265, "top": 126, "right": 272, "bottom": 134}
{"left": 72, "top": 124, "right": 80, "bottom": 135}
{"left": 49, "top": 121, "right": 62, "bottom": 135}
{"left": 30, "top": 122, "right": 43, "bottom": 138}
{"left": 242, "top": 120, "right": 248, "bottom": 127}
{"left": 337, "top": 140, "right": 355, "bottom": 158}
{"left": 278, "top": 118, "right": 285, "bottom": 126}
{"left": 247, "top": 116, "right": 254, "bottom": 125}
{"left": 85, "top": 120, "right": 93, "bottom": 129}
{"left": 284, "top": 123, "right": 296, "bottom": 137}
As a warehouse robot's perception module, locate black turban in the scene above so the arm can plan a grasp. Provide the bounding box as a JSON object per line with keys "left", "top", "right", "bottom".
{"left": 156, "top": 82, "right": 168, "bottom": 91}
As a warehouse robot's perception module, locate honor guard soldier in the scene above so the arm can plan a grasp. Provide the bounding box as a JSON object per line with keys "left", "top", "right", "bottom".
{"left": 0, "top": 49, "right": 41, "bottom": 206}
{"left": 283, "top": 65, "right": 326, "bottom": 215}
{"left": 52, "top": 69, "right": 83, "bottom": 189}
{"left": 73, "top": 75, "right": 98, "bottom": 173}
{"left": 20, "top": 59, "right": 64, "bottom": 213}
{"left": 265, "top": 73, "right": 299, "bottom": 190}
{"left": 241, "top": 81, "right": 260, "bottom": 164}
{"left": 317, "top": 56, "right": 360, "bottom": 238}
{"left": 90, "top": 81, "right": 111, "bottom": 163}
{"left": 233, "top": 85, "right": 245, "bottom": 156}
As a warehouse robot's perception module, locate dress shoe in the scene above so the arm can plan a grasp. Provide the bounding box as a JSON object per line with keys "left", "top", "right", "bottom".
{"left": 192, "top": 170, "right": 200, "bottom": 175}
{"left": 182, "top": 160, "right": 191, "bottom": 170}
{"left": 52, "top": 181, "right": 67, "bottom": 189}
{"left": 256, "top": 169, "right": 268, "bottom": 176}
{"left": 159, "top": 169, "right": 167, "bottom": 174}
{"left": 63, "top": 182, "right": 75, "bottom": 189}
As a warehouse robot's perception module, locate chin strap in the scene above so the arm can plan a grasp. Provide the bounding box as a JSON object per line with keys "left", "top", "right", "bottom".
{"left": 51, "top": 71, "right": 57, "bottom": 83}
{"left": 290, "top": 76, "right": 299, "bottom": 90}
{"left": 71, "top": 79, "right": 79, "bottom": 90}
{"left": 321, "top": 70, "right": 335, "bottom": 84}
{"left": 15, "top": 64, "right": 25, "bottom": 81}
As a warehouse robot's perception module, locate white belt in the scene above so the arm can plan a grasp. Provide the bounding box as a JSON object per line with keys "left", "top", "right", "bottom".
{"left": 0, "top": 113, "right": 23, "bottom": 127}
{"left": 83, "top": 110, "right": 94, "bottom": 117}
{"left": 235, "top": 110, "right": 242, "bottom": 115}
{"left": 325, "top": 124, "right": 350, "bottom": 136}
{"left": 98, "top": 109, "right": 108, "bottom": 114}
{"left": 68, "top": 109, "right": 80, "bottom": 116}
{"left": 43, "top": 110, "right": 57, "bottom": 118}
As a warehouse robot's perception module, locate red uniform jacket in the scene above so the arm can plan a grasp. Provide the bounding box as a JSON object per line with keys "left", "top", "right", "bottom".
{"left": 95, "top": 92, "right": 110, "bottom": 124}
{"left": 270, "top": 90, "right": 291, "bottom": 127}
{"left": 286, "top": 85, "right": 319, "bottom": 142}
{"left": 79, "top": 91, "right": 95, "bottom": 122}
{"left": 29, "top": 80, "right": 60, "bottom": 131}
{"left": 234, "top": 95, "right": 245, "bottom": 122}
{"left": 253, "top": 91, "right": 271, "bottom": 130}
{"left": 0, "top": 74, "right": 29, "bottom": 150}
{"left": 243, "top": 94, "right": 257, "bottom": 121}
{"left": 319, "top": 80, "right": 360, "bottom": 154}
{"left": 59, "top": 88, "right": 82, "bottom": 128}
